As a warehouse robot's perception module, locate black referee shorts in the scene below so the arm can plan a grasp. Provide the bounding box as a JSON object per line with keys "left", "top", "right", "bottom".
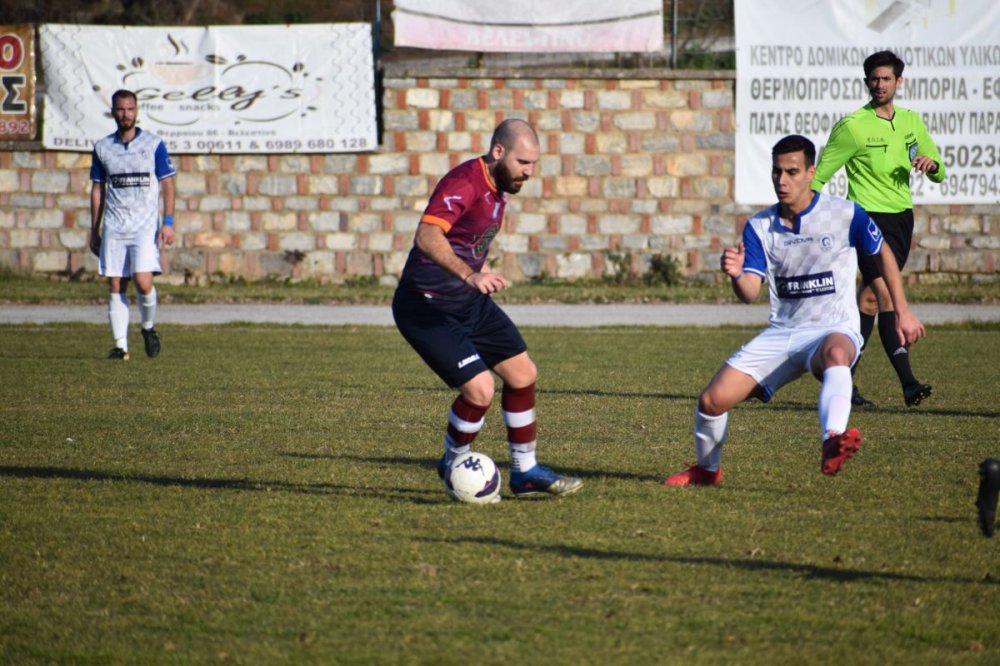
{"left": 859, "top": 209, "right": 914, "bottom": 287}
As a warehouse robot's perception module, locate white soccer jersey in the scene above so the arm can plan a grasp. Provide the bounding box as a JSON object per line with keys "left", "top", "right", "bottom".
{"left": 91, "top": 128, "right": 175, "bottom": 239}
{"left": 742, "top": 192, "right": 883, "bottom": 332}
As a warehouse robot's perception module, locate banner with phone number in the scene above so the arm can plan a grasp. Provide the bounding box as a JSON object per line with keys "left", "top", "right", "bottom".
{"left": 735, "top": 0, "right": 1000, "bottom": 204}
{"left": 0, "top": 24, "right": 36, "bottom": 141}
{"left": 40, "top": 23, "right": 376, "bottom": 154}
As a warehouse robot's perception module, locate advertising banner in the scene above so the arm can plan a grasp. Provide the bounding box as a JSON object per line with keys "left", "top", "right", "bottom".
{"left": 735, "top": 0, "right": 1000, "bottom": 204}
{"left": 393, "top": 0, "right": 663, "bottom": 53}
{"left": 0, "top": 24, "right": 37, "bottom": 141}
{"left": 40, "top": 23, "right": 377, "bottom": 154}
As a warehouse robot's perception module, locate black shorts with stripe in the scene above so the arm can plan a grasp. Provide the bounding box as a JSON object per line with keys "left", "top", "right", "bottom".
{"left": 392, "top": 288, "right": 527, "bottom": 388}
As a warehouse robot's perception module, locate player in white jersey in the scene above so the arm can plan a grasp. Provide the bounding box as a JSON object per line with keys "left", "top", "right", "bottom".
{"left": 89, "top": 89, "right": 176, "bottom": 361}
{"left": 664, "top": 135, "right": 925, "bottom": 487}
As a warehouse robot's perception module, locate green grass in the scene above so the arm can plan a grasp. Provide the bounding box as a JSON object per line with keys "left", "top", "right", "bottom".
{"left": 2, "top": 270, "right": 998, "bottom": 305}
{"left": 1, "top": 323, "right": 998, "bottom": 664}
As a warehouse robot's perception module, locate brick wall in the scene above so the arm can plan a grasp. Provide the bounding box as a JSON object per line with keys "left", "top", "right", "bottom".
{"left": 1, "top": 64, "right": 997, "bottom": 285}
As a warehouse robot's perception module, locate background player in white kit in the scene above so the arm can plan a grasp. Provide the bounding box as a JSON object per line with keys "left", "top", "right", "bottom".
{"left": 664, "top": 135, "right": 925, "bottom": 487}
{"left": 89, "top": 89, "right": 176, "bottom": 360}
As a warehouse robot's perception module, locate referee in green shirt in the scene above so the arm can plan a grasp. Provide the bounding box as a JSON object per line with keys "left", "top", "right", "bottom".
{"left": 811, "top": 50, "right": 945, "bottom": 408}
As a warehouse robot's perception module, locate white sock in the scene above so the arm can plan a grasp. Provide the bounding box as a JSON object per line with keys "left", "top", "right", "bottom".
{"left": 443, "top": 441, "right": 470, "bottom": 464}
{"left": 694, "top": 408, "right": 728, "bottom": 472}
{"left": 508, "top": 442, "right": 537, "bottom": 474}
{"left": 108, "top": 292, "right": 130, "bottom": 351}
{"left": 139, "top": 287, "right": 157, "bottom": 330}
{"left": 819, "top": 365, "right": 853, "bottom": 438}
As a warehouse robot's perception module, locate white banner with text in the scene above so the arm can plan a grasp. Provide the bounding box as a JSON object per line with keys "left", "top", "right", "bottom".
{"left": 393, "top": 0, "right": 663, "bottom": 53}
{"left": 735, "top": 0, "right": 1000, "bottom": 204}
{"left": 40, "top": 23, "right": 377, "bottom": 154}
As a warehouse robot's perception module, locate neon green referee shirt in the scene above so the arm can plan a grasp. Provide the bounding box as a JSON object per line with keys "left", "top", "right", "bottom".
{"left": 811, "top": 103, "right": 945, "bottom": 213}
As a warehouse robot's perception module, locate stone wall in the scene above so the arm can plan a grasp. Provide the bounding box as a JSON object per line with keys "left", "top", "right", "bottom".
{"left": 1, "top": 64, "right": 997, "bottom": 285}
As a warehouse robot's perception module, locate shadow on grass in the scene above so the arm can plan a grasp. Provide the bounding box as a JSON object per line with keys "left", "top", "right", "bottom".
{"left": 397, "top": 385, "right": 1000, "bottom": 418}
{"left": 398, "top": 384, "right": 699, "bottom": 403}
{"left": 916, "top": 515, "right": 970, "bottom": 525}
{"left": 731, "top": 400, "right": 1000, "bottom": 419}
{"left": 421, "top": 535, "right": 998, "bottom": 586}
{"left": 0, "top": 464, "right": 442, "bottom": 504}
{"left": 281, "top": 452, "right": 664, "bottom": 483}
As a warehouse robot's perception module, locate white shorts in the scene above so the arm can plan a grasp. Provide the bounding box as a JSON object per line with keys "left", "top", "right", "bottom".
{"left": 100, "top": 229, "right": 161, "bottom": 278}
{"left": 726, "top": 325, "right": 862, "bottom": 402}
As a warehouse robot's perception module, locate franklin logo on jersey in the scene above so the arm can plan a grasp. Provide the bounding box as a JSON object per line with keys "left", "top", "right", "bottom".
{"left": 775, "top": 271, "right": 836, "bottom": 299}
{"left": 110, "top": 172, "right": 151, "bottom": 189}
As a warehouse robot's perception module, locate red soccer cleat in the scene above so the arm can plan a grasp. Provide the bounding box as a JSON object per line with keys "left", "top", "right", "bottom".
{"left": 821, "top": 427, "right": 862, "bottom": 476}
{"left": 664, "top": 464, "right": 722, "bottom": 487}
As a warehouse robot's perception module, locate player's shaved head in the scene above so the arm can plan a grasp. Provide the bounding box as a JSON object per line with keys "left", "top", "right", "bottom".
{"left": 490, "top": 119, "right": 538, "bottom": 151}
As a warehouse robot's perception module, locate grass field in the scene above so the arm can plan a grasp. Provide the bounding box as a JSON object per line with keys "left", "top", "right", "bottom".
{"left": 1, "top": 321, "right": 998, "bottom": 664}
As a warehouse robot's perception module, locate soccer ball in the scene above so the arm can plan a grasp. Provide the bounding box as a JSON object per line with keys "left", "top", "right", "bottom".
{"left": 444, "top": 451, "right": 501, "bottom": 504}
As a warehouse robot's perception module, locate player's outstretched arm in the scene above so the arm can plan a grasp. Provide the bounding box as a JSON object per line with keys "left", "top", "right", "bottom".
{"left": 874, "top": 243, "right": 925, "bottom": 346}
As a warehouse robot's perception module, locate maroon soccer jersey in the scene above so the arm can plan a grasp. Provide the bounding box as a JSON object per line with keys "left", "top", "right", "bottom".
{"left": 398, "top": 157, "right": 508, "bottom": 302}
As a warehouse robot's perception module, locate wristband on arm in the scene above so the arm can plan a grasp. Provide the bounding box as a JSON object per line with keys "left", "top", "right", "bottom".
{"left": 162, "top": 215, "right": 174, "bottom": 227}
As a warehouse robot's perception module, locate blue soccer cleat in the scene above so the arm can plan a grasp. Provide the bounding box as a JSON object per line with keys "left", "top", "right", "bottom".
{"left": 509, "top": 465, "right": 583, "bottom": 498}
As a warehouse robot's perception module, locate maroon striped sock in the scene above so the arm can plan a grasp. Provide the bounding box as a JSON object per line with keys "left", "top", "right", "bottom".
{"left": 502, "top": 383, "right": 538, "bottom": 472}
{"left": 445, "top": 395, "right": 489, "bottom": 452}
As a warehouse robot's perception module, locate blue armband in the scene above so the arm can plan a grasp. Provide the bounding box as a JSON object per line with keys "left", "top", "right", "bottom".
{"left": 162, "top": 215, "right": 174, "bottom": 227}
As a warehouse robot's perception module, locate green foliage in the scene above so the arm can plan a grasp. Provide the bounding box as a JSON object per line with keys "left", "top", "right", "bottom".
{"left": 605, "top": 252, "right": 633, "bottom": 286}
{"left": 342, "top": 274, "right": 380, "bottom": 288}
{"left": 644, "top": 254, "right": 682, "bottom": 287}
{"left": 603, "top": 253, "right": 692, "bottom": 288}
{"left": 676, "top": 49, "right": 736, "bottom": 70}
{"left": 1, "top": 322, "right": 998, "bottom": 663}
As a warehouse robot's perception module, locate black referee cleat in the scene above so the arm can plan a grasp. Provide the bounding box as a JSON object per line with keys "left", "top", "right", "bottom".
{"left": 976, "top": 458, "right": 1000, "bottom": 538}
{"left": 142, "top": 327, "right": 161, "bottom": 358}
{"left": 903, "top": 382, "right": 932, "bottom": 407}
{"left": 851, "top": 385, "right": 876, "bottom": 408}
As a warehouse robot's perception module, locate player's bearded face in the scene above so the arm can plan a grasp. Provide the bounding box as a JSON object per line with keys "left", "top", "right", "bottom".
{"left": 112, "top": 98, "right": 138, "bottom": 132}
{"left": 494, "top": 156, "right": 524, "bottom": 194}
{"left": 492, "top": 138, "right": 539, "bottom": 194}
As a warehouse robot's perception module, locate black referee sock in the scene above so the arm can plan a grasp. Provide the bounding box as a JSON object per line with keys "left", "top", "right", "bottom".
{"left": 853, "top": 312, "right": 877, "bottom": 375}
{"left": 860, "top": 312, "right": 876, "bottom": 346}
{"left": 877, "top": 311, "right": 917, "bottom": 387}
